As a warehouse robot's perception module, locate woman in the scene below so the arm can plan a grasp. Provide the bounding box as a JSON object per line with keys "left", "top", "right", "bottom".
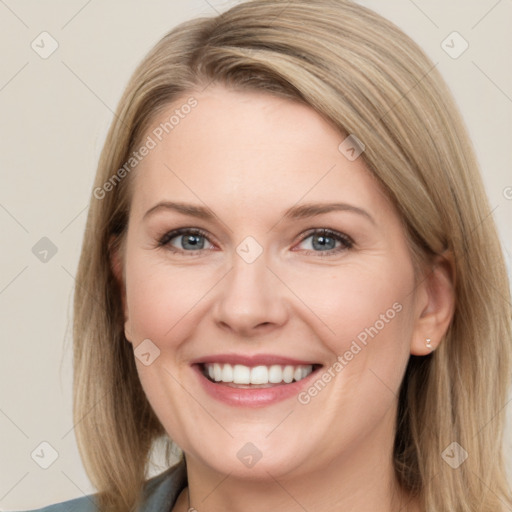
{"left": 18, "top": 0, "right": 512, "bottom": 511}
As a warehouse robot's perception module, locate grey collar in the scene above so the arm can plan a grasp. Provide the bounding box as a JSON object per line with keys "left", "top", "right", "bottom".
{"left": 139, "top": 459, "right": 188, "bottom": 511}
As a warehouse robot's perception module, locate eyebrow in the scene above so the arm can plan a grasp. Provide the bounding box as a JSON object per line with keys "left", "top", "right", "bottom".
{"left": 143, "top": 201, "right": 375, "bottom": 225}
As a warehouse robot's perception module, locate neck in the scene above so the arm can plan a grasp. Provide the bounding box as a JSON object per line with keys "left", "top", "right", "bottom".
{"left": 175, "top": 407, "right": 420, "bottom": 512}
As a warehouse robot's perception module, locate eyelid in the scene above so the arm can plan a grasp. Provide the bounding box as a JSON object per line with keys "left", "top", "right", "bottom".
{"left": 158, "top": 227, "right": 208, "bottom": 244}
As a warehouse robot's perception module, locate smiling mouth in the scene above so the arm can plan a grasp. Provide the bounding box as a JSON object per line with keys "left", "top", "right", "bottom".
{"left": 200, "top": 362, "right": 321, "bottom": 388}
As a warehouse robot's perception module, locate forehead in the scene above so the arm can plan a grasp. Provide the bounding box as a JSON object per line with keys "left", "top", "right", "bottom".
{"left": 129, "top": 86, "right": 392, "bottom": 222}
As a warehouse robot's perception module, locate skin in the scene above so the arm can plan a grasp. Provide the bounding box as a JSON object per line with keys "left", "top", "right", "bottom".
{"left": 112, "top": 85, "right": 455, "bottom": 512}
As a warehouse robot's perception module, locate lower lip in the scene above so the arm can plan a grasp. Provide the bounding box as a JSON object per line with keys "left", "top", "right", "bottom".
{"left": 193, "top": 365, "right": 320, "bottom": 407}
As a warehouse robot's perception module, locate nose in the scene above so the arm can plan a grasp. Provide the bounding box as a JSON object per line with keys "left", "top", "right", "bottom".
{"left": 212, "top": 251, "right": 289, "bottom": 338}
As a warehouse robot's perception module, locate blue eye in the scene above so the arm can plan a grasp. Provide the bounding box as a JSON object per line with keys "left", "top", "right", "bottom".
{"left": 296, "top": 229, "right": 353, "bottom": 254}
{"left": 158, "top": 227, "right": 353, "bottom": 257}
{"left": 159, "top": 228, "right": 214, "bottom": 252}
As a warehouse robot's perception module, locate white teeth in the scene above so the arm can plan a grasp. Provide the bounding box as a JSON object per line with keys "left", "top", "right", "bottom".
{"left": 283, "top": 365, "right": 294, "bottom": 383}
{"left": 213, "top": 363, "right": 222, "bottom": 382}
{"left": 250, "top": 365, "right": 268, "bottom": 384}
{"left": 233, "top": 364, "right": 251, "bottom": 384}
{"left": 268, "top": 365, "right": 282, "bottom": 383}
{"left": 204, "top": 363, "right": 314, "bottom": 385}
{"left": 221, "top": 363, "right": 233, "bottom": 382}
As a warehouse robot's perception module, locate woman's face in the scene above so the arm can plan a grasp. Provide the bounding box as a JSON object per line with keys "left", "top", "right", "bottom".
{"left": 118, "top": 85, "right": 427, "bottom": 479}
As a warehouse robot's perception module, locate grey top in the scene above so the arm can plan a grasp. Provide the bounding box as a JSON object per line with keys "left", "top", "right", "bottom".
{"left": 14, "top": 461, "right": 187, "bottom": 512}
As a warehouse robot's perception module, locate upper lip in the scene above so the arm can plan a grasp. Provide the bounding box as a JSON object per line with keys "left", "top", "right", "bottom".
{"left": 190, "top": 353, "right": 320, "bottom": 367}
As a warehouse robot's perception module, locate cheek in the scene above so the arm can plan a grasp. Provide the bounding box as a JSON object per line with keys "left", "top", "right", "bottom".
{"left": 279, "top": 257, "right": 417, "bottom": 412}
{"left": 280, "top": 257, "right": 415, "bottom": 353}
{"left": 123, "top": 248, "right": 205, "bottom": 344}
{"left": 285, "top": 261, "right": 415, "bottom": 433}
{"left": 125, "top": 250, "right": 416, "bottom": 359}
{"left": 122, "top": 252, "right": 215, "bottom": 437}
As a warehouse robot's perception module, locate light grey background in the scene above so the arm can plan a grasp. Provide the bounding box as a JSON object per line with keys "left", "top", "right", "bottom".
{"left": 0, "top": 0, "right": 511, "bottom": 510}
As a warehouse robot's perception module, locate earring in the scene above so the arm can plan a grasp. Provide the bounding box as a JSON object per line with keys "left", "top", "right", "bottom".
{"left": 426, "top": 338, "right": 433, "bottom": 350}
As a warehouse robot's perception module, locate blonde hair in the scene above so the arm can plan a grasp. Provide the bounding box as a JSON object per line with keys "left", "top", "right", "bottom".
{"left": 72, "top": 1, "right": 512, "bottom": 510}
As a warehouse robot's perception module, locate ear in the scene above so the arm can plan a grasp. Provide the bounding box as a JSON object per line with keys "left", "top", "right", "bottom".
{"left": 410, "top": 252, "right": 456, "bottom": 355}
{"left": 109, "top": 235, "right": 132, "bottom": 343}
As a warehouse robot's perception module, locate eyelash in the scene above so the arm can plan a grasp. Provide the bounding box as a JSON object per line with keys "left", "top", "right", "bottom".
{"left": 157, "top": 227, "right": 354, "bottom": 258}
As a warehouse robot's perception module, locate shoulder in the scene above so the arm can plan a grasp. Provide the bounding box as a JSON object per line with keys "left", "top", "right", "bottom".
{"left": 11, "top": 494, "right": 98, "bottom": 512}
{"left": 11, "top": 461, "right": 187, "bottom": 512}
